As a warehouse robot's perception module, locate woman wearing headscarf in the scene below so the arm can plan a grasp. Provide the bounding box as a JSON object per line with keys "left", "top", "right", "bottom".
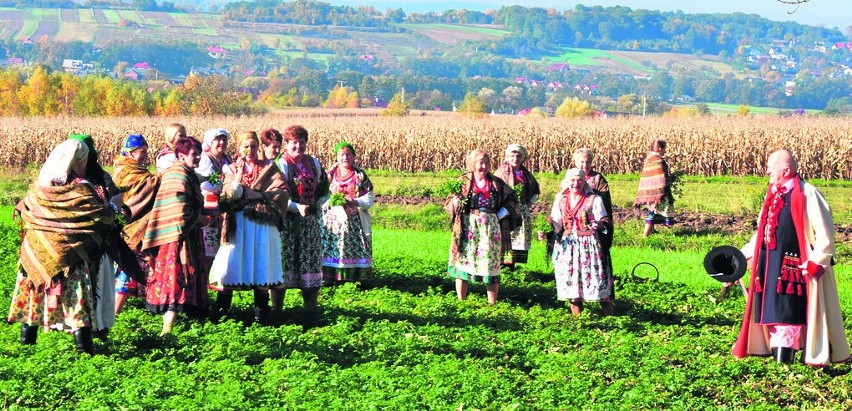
{"left": 321, "top": 141, "right": 375, "bottom": 286}
{"left": 143, "top": 137, "right": 211, "bottom": 335}
{"left": 493, "top": 143, "right": 540, "bottom": 269}
{"left": 551, "top": 168, "right": 613, "bottom": 316}
{"left": 444, "top": 149, "right": 520, "bottom": 305}
{"left": 68, "top": 133, "right": 119, "bottom": 341}
{"left": 155, "top": 123, "right": 187, "bottom": 174}
{"left": 8, "top": 139, "right": 116, "bottom": 354}
{"left": 196, "top": 128, "right": 233, "bottom": 267}
{"left": 208, "top": 131, "right": 289, "bottom": 323}
{"left": 276, "top": 125, "right": 329, "bottom": 308}
{"left": 634, "top": 139, "right": 674, "bottom": 237}
{"left": 573, "top": 148, "right": 614, "bottom": 299}
{"left": 112, "top": 134, "right": 160, "bottom": 314}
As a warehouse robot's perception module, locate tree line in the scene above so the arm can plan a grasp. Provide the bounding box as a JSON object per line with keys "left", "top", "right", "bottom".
{"left": 0, "top": 66, "right": 262, "bottom": 116}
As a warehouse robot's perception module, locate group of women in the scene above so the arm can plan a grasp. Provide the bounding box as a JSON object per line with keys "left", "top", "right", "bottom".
{"left": 8, "top": 124, "right": 375, "bottom": 353}
{"left": 444, "top": 140, "right": 673, "bottom": 315}
{"left": 444, "top": 145, "right": 617, "bottom": 314}
{"left": 8, "top": 126, "right": 672, "bottom": 352}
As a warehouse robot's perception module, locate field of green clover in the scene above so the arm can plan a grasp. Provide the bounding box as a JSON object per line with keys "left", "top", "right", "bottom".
{"left": 0, "top": 174, "right": 850, "bottom": 410}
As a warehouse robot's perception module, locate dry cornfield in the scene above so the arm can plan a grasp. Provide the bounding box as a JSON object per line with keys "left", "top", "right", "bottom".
{"left": 0, "top": 112, "right": 850, "bottom": 179}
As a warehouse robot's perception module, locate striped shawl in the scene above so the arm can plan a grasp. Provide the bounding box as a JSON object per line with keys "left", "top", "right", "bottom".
{"left": 633, "top": 152, "right": 672, "bottom": 207}
{"left": 493, "top": 162, "right": 540, "bottom": 204}
{"left": 142, "top": 163, "right": 203, "bottom": 251}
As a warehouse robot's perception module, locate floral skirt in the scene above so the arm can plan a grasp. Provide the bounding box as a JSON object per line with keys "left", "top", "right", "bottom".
{"left": 282, "top": 212, "right": 323, "bottom": 289}
{"left": 209, "top": 212, "right": 285, "bottom": 290}
{"left": 448, "top": 212, "right": 501, "bottom": 284}
{"left": 321, "top": 207, "right": 372, "bottom": 284}
{"left": 7, "top": 265, "right": 96, "bottom": 332}
{"left": 145, "top": 236, "right": 208, "bottom": 314}
{"left": 553, "top": 232, "right": 612, "bottom": 302}
{"left": 505, "top": 202, "right": 532, "bottom": 264}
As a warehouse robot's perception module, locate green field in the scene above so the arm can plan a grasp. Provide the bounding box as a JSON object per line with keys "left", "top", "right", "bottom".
{"left": 547, "top": 47, "right": 650, "bottom": 72}
{"left": 700, "top": 102, "right": 823, "bottom": 115}
{"left": 101, "top": 9, "right": 122, "bottom": 24}
{"left": 0, "top": 172, "right": 851, "bottom": 408}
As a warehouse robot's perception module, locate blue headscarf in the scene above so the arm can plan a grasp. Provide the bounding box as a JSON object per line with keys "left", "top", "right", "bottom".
{"left": 121, "top": 134, "right": 148, "bottom": 156}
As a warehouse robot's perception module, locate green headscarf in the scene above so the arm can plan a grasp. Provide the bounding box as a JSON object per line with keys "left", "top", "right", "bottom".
{"left": 69, "top": 133, "right": 98, "bottom": 160}
{"left": 334, "top": 141, "right": 355, "bottom": 157}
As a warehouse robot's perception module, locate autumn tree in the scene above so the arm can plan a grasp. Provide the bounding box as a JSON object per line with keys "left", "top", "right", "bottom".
{"left": 555, "top": 96, "right": 593, "bottom": 118}
{"left": 0, "top": 68, "right": 23, "bottom": 115}
{"left": 457, "top": 92, "right": 486, "bottom": 117}
{"left": 381, "top": 92, "right": 409, "bottom": 116}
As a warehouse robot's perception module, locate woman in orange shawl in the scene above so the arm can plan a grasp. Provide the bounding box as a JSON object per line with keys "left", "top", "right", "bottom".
{"left": 634, "top": 139, "right": 674, "bottom": 237}
{"left": 112, "top": 134, "right": 160, "bottom": 314}
{"left": 8, "top": 139, "right": 116, "bottom": 354}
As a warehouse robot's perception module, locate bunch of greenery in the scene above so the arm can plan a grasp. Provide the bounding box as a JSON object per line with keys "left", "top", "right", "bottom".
{"left": 328, "top": 192, "right": 347, "bottom": 206}
{"left": 207, "top": 171, "right": 223, "bottom": 186}
{"left": 435, "top": 179, "right": 464, "bottom": 199}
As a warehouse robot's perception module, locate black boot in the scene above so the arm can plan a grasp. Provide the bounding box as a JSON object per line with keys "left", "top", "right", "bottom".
{"left": 20, "top": 323, "right": 37, "bottom": 345}
{"left": 773, "top": 347, "right": 796, "bottom": 364}
{"left": 216, "top": 290, "right": 233, "bottom": 312}
{"left": 270, "top": 289, "right": 285, "bottom": 316}
{"left": 74, "top": 327, "right": 94, "bottom": 355}
{"left": 253, "top": 290, "right": 270, "bottom": 324}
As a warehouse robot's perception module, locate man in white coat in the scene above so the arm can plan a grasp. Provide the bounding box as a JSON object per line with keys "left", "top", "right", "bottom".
{"left": 733, "top": 149, "right": 849, "bottom": 365}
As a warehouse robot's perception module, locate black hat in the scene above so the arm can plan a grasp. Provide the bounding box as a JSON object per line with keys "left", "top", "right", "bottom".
{"left": 704, "top": 245, "right": 747, "bottom": 283}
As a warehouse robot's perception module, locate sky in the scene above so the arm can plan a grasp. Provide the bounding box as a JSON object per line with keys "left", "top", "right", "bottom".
{"left": 328, "top": 0, "right": 850, "bottom": 30}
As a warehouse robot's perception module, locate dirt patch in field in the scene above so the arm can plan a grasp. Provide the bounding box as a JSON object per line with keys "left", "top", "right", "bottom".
{"left": 92, "top": 9, "right": 108, "bottom": 24}
{"left": 60, "top": 9, "right": 76, "bottom": 22}
{"left": 376, "top": 194, "right": 851, "bottom": 243}
{"left": 32, "top": 21, "right": 60, "bottom": 39}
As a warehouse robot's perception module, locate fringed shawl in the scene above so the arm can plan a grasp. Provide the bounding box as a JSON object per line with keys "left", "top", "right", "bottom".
{"left": 142, "top": 164, "right": 203, "bottom": 251}
{"left": 587, "top": 171, "right": 614, "bottom": 249}
{"left": 113, "top": 155, "right": 160, "bottom": 250}
{"left": 15, "top": 180, "right": 113, "bottom": 287}
{"left": 220, "top": 161, "right": 289, "bottom": 241}
{"left": 328, "top": 164, "right": 374, "bottom": 198}
{"left": 279, "top": 154, "right": 329, "bottom": 205}
{"left": 634, "top": 152, "right": 671, "bottom": 207}
{"left": 445, "top": 172, "right": 521, "bottom": 263}
{"left": 493, "top": 162, "right": 540, "bottom": 204}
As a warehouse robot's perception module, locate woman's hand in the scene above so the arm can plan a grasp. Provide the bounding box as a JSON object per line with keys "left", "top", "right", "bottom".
{"left": 297, "top": 203, "right": 310, "bottom": 217}
{"left": 234, "top": 158, "right": 246, "bottom": 180}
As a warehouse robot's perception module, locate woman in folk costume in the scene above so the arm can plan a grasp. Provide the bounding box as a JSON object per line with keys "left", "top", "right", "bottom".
{"left": 445, "top": 149, "right": 521, "bottom": 305}
{"left": 573, "top": 148, "right": 615, "bottom": 299}
{"left": 493, "top": 143, "right": 540, "bottom": 269}
{"left": 112, "top": 134, "right": 160, "bottom": 314}
{"left": 155, "top": 123, "right": 187, "bottom": 174}
{"left": 551, "top": 168, "right": 613, "bottom": 316}
{"left": 321, "top": 141, "right": 375, "bottom": 285}
{"left": 209, "top": 131, "right": 289, "bottom": 324}
{"left": 68, "top": 133, "right": 119, "bottom": 341}
{"left": 9, "top": 139, "right": 117, "bottom": 354}
{"left": 143, "top": 137, "right": 212, "bottom": 335}
{"left": 733, "top": 149, "right": 849, "bottom": 366}
{"left": 195, "top": 128, "right": 233, "bottom": 267}
{"left": 634, "top": 139, "right": 674, "bottom": 237}
{"left": 276, "top": 125, "right": 329, "bottom": 308}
